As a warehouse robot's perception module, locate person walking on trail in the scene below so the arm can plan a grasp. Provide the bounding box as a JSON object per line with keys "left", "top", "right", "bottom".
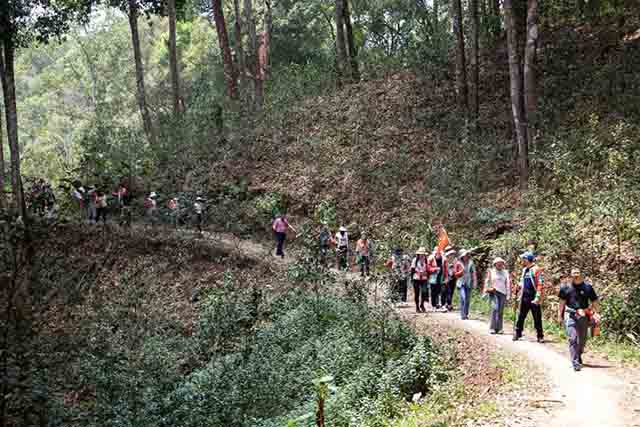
{"left": 558, "top": 268, "right": 600, "bottom": 371}
{"left": 194, "top": 197, "right": 207, "bottom": 234}
{"left": 513, "top": 251, "right": 545, "bottom": 343}
{"left": 442, "top": 248, "right": 457, "bottom": 312}
{"left": 356, "top": 232, "right": 372, "bottom": 277}
{"left": 427, "top": 246, "right": 446, "bottom": 310}
{"left": 86, "top": 185, "right": 97, "bottom": 224}
{"left": 71, "top": 183, "right": 86, "bottom": 222}
{"left": 484, "top": 257, "right": 512, "bottom": 334}
{"left": 145, "top": 192, "right": 158, "bottom": 226}
{"left": 411, "top": 247, "right": 430, "bottom": 313}
{"left": 272, "top": 213, "right": 295, "bottom": 258}
{"left": 318, "top": 224, "right": 331, "bottom": 266}
{"left": 168, "top": 197, "right": 179, "bottom": 228}
{"left": 385, "top": 248, "right": 410, "bottom": 306}
{"left": 333, "top": 226, "right": 350, "bottom": 271}
{"left": 455, "top": 249, "right": 477, "bottom": 320}
{"left": 95, "top": 191, "right": 108, "bottom": 224}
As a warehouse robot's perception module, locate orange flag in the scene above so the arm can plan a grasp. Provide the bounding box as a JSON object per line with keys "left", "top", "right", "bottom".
{"left": 437, "top": 227, "right": 450, "bottom": 251}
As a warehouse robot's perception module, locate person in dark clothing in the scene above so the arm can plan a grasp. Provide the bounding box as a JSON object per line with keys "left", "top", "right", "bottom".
{"left": 427, "top": 247, "right": 445, "bottom": 310}
{"left": 558, "top": 268, "right": 599, "bottom": 371}
{"left": 442, "top": 249, "right": 457, "bottom": 311}
{"left": 411, "top": 247, "right": 430, "bottom": 313}
{"left": 513, "top": 251, "right": 545, "bottom": 343}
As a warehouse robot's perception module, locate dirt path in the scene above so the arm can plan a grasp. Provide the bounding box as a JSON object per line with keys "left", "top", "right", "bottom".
{"left": 408, "top": 309, "right": 639, "bottom": 427}
{"left": 181, "top": 232, "right": 640, "bottom": 427}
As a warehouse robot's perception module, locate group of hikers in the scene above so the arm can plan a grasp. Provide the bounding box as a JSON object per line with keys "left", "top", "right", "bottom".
{"left": 68, "top": 182, "right": 208, "bottom": 231}
{"left": 272, "top": 217, "right": 601, "bottom": 372}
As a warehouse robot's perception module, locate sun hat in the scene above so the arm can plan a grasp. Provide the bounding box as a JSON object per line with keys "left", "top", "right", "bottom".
{"left": 458, "top": 249, "right": 470, "bottom": 258}
{"left": 445, "top": 249, "right": 457, "bottom": 257}
{"left": 520, "top": 251, "right": 535, "bottom": 262}
{"left": 196, "top": 197, "right": 205, "bottom": 202}
{"left": 339, "top": 226, "right": 347, "bottom": 232}
{"left": 570, "top": 268, "right": 581, "bottom": 276}
{"left": 493, "top": 257, "right": 506, "bottom": 266}
{"left": 416, "top": 247, "right": 428, "bottom": 255}
{"left": 149, "top": 192, "right": 157, "bottom": 198}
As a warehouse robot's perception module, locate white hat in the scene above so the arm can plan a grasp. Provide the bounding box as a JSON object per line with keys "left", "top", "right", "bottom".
{"left": 196, "top": 197, "right": 204, "bottom": 202}
{"left": 445, "top": 249, "right": 457, "bottom": 257}
{"left": 458, "top": 249, "right": 470, "bottom": 258}
{"left": 416, "top": 247, "right": 428, "bottom": 255}
{"left": 339, "top": 226, "right": 347, "bottom": 232}
{"left": 493, "top": 257, "right": 506, "bottom": 265}
{"left": 150, "top": 192, "right": 157, "bottom": 198}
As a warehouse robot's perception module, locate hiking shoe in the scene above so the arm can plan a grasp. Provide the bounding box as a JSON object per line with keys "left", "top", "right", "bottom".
{"left": 537, "top": 337, "right": 545, "bottom": 344}
{"left": 489, "top": 330, "right": 497, "bottom": 335}
{"left": 512, "top": 335, "right": 521, "bottom": 341}
{"left": 573, "top": 364, "right": 582, "bottom": 372}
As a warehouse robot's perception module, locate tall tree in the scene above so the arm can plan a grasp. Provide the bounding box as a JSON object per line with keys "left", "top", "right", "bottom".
{"left": 0, "top": 79, "right": 5, "bottom": 211}
{"left": 232, "top": 0, "right": 246, "bottom": 95}
{"left": 244, "top": 0, "right": 257, "bottom": 106}
{"left": 167, "top": 0, "right": 183, "bottom": 115}
{"left": 524, "top": 0, "right": 539, "bottom": 149}
{"left": 469, "top": 0, "right": 480, "bottom": 123}
{"left": 451, "top": 0, "right": 468, "bottom": 112}
{"left": 254, "top": 0, "right": 272, "bottom": 110}
{"left": 126, "top": 0, "right": 157, "bottom": 145}
{"left": 343, "top": 0, "right": 360, "bottom": 81}
{"left": 212, "top": 0, "right": 239, "bottom": 99}
{"left": 334, "top": 0, "right": 349, "bottom": 81}
{"left": 504, "top": 0, "right": 528, "bottom": 189}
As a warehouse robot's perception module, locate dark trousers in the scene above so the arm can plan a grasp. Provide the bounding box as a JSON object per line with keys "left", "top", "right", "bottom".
{"left": 442, "top": 280, "right": 455, "bottom": 307}
{"left": 337, "top": 247, "right": 348, "bottom": 270}
{"left": 359, "top": 256, "right": 370, "bottom": 276}
{"left": 413, "top": 280, "right": 429, "bottom": 310}
{"left": 96, "top": 207, "right": 107, "bottom": 223}
{"left": 515, "top": 299, "right": 544, "bottom": 339}
{"left": 565, "top": 315, "right": 589, "bottom": 367}
{"left": 393, "top": 278, "right": 408, "bottom": 303}
{"left": 430, "top": 282, "right": 441, "bottom": 308}
{"left": 275, "top": 232, "right": 286, "bottom": 257}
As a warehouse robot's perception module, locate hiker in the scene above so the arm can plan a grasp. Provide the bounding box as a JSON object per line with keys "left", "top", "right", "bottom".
{"left": 385, "top": 248, "right": 410, "bottom": 305}
{"left": 113, "top": 184, "right": 130, "bottom": 227}
{"left": 95, "top": 191, "right": 108, "bottom": 224}
{"left": 86, "top": 185, "right": 97, "bottom": 224}
{"left": 272, "top": 213, "right": 295, "bottom": 258}
{"left": 411, "top": 247, "right": 430, "bottom": 313}
{"left": 167, "top": 197, "right": 179, "bottom": 228}
{"left": 144, "top": 192, "right": 158, "bottom": 226}
{"left": 455, "top": 249, "right": 477, "bottom": 320}
{"left": 427, "top": 246, "right": 446, "bottom": 310}
{"left": 484, "top": 257, "right": 512, "bottom": 334}
{"left": 558, "top": 268, "right": 600, "bottom": 371}
{"left": 513, "top": 251, "right": 545, "bottom": 343}
{"left": 355, "top": 232, "right": 372, "bottom": 277}
{"left": 318, "top": 224, "right": 332, "bottom": 266}
{"left": 442, "top": 248, "right": 457, "bottom": 312}
{"left": 333, "top": 226, "right": 350, "bottom": 271}
{"left": 194, "top": 197, "right": 206, "bottom": 233}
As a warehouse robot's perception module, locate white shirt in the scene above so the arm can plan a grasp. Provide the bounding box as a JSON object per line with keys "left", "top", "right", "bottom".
{"left": 485, "top": 268, "right": 512, "bottom": 299}
{"left": 335, "top": 232, "right": 349, "bottom": 248}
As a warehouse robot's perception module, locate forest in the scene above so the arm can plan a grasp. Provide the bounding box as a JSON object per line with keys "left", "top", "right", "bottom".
{"left": 1, "top": 0, "right": 640, "bottom": 426}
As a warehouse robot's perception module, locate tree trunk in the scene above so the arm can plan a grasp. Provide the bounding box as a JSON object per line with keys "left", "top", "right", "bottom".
{"left": 254, "top": 0, "right": 272, "bottom": 110}
{"left": 433, "top": 0, "right": 438, "bottom": 31}
{"left": 343, "top": 0, "right": 360, "bottom": 81}
{"left": 523, "top": 0, "right": 538, "bottom": 151}
{"left": 504, "top": 0, "right": 528, "bottom": 189}
{"left": 335, "top": 0, "right": 348, "bottom": 81}
{"left": 128, "top": 0, "right": 157, "bottom": 145}
{"left": 0, "top": 40, "right": 26, "bottom": 219}
{"left": 168, "top": 0, "right": 183, "bottom": 115}
{"left": 244, "top": 0, "right": 257, "bottom": 107}
{"left": 212, "top": 0, "right": 239, "bottom": 99}
{"left": 469, "top": 0, "right": 480, "bottom": 124}
{"left": 0, "top": 91, "right": 4, "bottom": 211}
{"left": 232, "top": 0, "right": 246, "bottom": 95}
{"left": 451, "top": 0, "right": 469, "bottom": 113}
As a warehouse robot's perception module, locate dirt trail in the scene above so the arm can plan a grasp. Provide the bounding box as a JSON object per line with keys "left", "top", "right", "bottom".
{"left": 187, "top": 233, "right": 640, "bottom": 427}
{"left": 408, "top": 309, "right": 640, "bottom": 427}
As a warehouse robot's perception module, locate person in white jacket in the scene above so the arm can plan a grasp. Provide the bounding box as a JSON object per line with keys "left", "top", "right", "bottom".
{"left": 484, "top": 257, "right": 512, "bottom": 334}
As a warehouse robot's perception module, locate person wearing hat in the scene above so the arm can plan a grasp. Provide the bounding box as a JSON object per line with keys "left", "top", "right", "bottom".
{"left": 317, "top": 223, "right": 332, "bottom": 267}
{"left": 333, "top": 226, "right": 350, "bottom": 271}
{"left": 272, "top": 213, "right": 295, "bottom": 258}
{"left": 558, "top": 268, "right": 600, "bottom": 371}
{"left": 513, "top": 251, "right": 545, "bottom": 343}
{"left": 167, "top": 197, "right": 179, "bottom": 228}
{"left": 442, "top": 249, "right": 457, "bottom": 312}
{"left": 144, "top": 192, "right": 158, "bottom": 226}
{"left": 194, "top": 197, "right": 207, "bottom": 234}
{"left": 455, "top": 249, "right": 477, "bottom": 320}
{"left": 484, "top": 257, "right": 512, "bottom": 334}
{"left": 355, "top": 232, "right": 372, "bottom": 277}
{"left": 86, "top": 185, "right": 98, "bottom": 224}
{"left": 411, "top": 247, "right": 430, "bottom": 313}
{"left": 385, "top": 248, "right": 411, "bottom": 306}
{"left": 427, "top": 246, "right": 447, "bottom": 310}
